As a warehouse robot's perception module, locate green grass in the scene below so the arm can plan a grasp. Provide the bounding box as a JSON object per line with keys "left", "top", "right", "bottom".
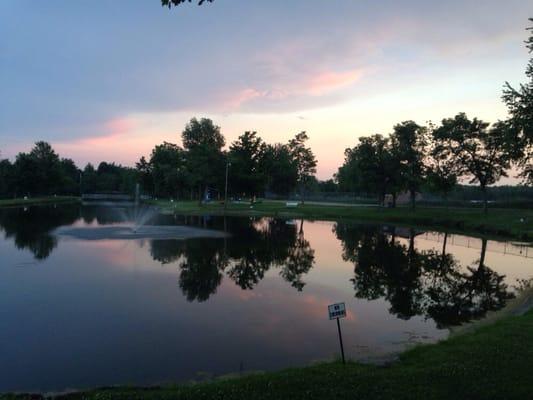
{"left": 0, "top": 196, "right": 80, "bottom": 208}
{"left": 149, "top": 199, "right": 533, "bottom": 241}
{"left": 5, "top": 309, "right": 533, "bottom": 399}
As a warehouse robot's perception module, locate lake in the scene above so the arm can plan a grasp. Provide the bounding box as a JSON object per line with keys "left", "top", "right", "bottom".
{"left": 1, "top": 204, "right": 532, "bottom": 393}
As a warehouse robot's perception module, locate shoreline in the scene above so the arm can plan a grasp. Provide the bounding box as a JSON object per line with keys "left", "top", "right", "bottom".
{"left": 5, "top": 307, "right": 533, "bottom": 399}
{"left": 1, "top": 197, "right": 531, "bottom": 242}
{"left": 0, "top": 196, "right": 80, "bottom": 208}
{"left": 149, "top": 199, "right": 533, "bottom": 242}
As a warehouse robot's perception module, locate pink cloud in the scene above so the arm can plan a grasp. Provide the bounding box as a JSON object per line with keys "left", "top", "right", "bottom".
{"left": 223, "top": 88, "right": 266, "bottom": 110}
{"left": 54, "top": 116, "right": 158, "bottom": 167}
{"left": 221, "top": 67, "right": 365, "bottom": 111}
{"left": 307, "top": 69, "right": 364, "bottom": 96}
{"left": 104, "top": 117, "right": 138, "bottom": 134}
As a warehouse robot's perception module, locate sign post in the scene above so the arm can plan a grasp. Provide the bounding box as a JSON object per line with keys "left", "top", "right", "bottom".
{"left": 328, "top": 302, "right": 346, "bottom": 364}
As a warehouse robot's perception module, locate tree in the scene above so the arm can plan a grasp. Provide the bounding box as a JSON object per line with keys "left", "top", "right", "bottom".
{"left": 81, "top": 163, "right": 97, "bottom": 194}
{"left": 228, "top": 131, "right": 267, "bottom": 198}
{"left": 161, "top": 0, "right": 213, "bottom": 7}
{"left": 59, "top": 158, "right": 80, "bottom": 195}
{"left": 390, "top": 121, "right": 427, "bottom": 209}
{"left": 425, "top": 122, "right": 459, "bottom": 204}
{"left": 502, "top": 19, "right": 533, "bottom": 185}
{"left": 336, "top": 135, "right": 401, "bottom": 206}
{"left": 148, "top": 142, "right": 187, "bottom": 198}
{"left": 288, "top": 131, "right": 317, "bottom": 203}
{"left": 318, "top": 179, "right": 338, "bottom": 193}
{"left": 135, "top": 157, "right": 154, "bottom": 196}
{"left": 0, "top": 158, "right": 14, "bottom": 197}
{"left": 182, "top": 118, "right": 226, "bottom": 202}
{"left": 261, "top": 144, "right": 298, "bottom": 196}
{"left": 13, "top": 142, "right": 63, "bottom": 196}
{"left": 433, "top": 113, "right": 512, "bottom": 213}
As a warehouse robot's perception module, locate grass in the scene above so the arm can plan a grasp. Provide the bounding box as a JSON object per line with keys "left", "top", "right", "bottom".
{"left": 0, "top": 196, "right": 80, "bottom": 208}
{"left": 148, "top": 199, "right": 533, "bottom": 241}
{"left": 5, "top": 308, "right": 533, "bottom": 399}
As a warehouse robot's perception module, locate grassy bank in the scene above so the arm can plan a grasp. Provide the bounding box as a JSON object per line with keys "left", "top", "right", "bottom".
{"left": 0, "top": 196, "right": 80, "bottom": 208}
{"left": 5, "top": 308, "right": 533, "bottom": 399}
{"left": 149, "top": 200, "right": 533, "bottom": 241}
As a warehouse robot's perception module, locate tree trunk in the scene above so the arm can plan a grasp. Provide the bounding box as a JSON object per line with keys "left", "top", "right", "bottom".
{"left": 410, "top": 188, "right": 416, "bottom": 210}
{"left": 482, "top": 185, "right": 488, "bottom": 214}
{"left": 392, "top": 193, "right": 397, "bottom": 208}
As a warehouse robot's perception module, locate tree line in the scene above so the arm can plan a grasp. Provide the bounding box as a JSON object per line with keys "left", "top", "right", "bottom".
{"left": 136, "top": 117, "right": 317, "bottom": 202}
{"left": 337, "top": 19, "right": 533, "bottom": 213}
{"left": 335, "top": 114, "right": 511, "bottom": 213}
{"left": 0, "top": 141, "right": 137, "bottom": 198}
{"left": 1, "top": 19, "right": 531, "bottom": 208}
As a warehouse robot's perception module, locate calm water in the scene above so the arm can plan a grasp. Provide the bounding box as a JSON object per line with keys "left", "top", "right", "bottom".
{"left": 1, "top": 204, "right": 532, "bottom": 392}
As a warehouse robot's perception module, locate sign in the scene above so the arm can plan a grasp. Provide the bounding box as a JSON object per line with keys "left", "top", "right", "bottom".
{"left": 328, "top": 302, "right": 346, "bottom": 320}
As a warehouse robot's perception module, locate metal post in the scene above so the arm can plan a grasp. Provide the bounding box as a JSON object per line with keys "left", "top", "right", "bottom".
{"left": 224, "top": 161, "right": 230, "bottom": 211}
{"left": 336, "top": 318, "right": 345, "bottom": 364}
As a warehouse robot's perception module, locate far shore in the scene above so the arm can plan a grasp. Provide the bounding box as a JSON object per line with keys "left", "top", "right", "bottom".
{"left": 0, "top": 196, "right": 80, "bottom": 208}
{"left": 149, "top": 199, "right": 533, "bottom": 242}
{"left": 0, "top": 196, "right": 532, "bottom": 241}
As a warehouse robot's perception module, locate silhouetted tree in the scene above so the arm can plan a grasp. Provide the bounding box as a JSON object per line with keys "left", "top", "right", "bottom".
{"left": 502, "top": 19, "right": 533, "bottom": 185}
{"left": 262, "top": 144, "right": 298, "bottom": 196}
{"left": 288, "top": 132, "right": 317, "bottom": 203}
{"left": 0, "top": 158, "right": 14, "bottom": 197}
{"left": 336, "top": 135, "right": 401, "bottom": 205}
{"left": 433, "top": 113, "right": 511, "bottom": 213}
{"left": 162, "top": 0, "right": 213, "bottom": 7}
{"left": 425, "top": 122, "right": 459, "bottom": 205}
{"left": 390, "top": 121, "right": 427, "bottom": 209}
{"left": 147, "top": 142, "right": 187, "bottom": 198}
{"left": 182, "top": 118, "right": 226, "bottom": 202}
{"left": 228, "top": 131, "right": 267, "bottom": 198}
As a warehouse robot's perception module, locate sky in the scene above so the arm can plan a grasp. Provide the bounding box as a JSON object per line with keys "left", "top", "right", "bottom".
{"left": 0, "top": 0, "right": 531, "bottom": 180}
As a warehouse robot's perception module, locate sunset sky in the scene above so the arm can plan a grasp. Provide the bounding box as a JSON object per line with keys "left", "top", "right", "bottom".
{"left": 1, "top": 1, "right": 531, "bottom": 180}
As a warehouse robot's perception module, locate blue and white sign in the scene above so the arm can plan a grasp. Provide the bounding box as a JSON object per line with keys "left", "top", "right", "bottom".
{"left": 328, "top": 302, "right": 346, "bottom": 320}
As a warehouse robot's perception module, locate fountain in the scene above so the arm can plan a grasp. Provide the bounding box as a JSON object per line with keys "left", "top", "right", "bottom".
{"left": 54, "top": 199, "right": 229, "bottom": 241}
{"left": 54, "top": 224, "right": 229, "bottom": 241}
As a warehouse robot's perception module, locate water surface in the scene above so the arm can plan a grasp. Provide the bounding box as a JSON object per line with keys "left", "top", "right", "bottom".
{"left": 0, "top": 204, "right": 531, "bottom": 392}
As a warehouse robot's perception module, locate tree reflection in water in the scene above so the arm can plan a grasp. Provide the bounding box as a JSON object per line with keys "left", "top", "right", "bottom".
{"left": 149, "top": 216, "right": 315, "bottom": 301}
{"left": 0, "top": 205, "right": 79, "bottom": 259}
{"left": 334, "top": 224, "right": 513, "bottom": 328}
{"left": 0, "top": 205, "right": 514, "bottom": 327}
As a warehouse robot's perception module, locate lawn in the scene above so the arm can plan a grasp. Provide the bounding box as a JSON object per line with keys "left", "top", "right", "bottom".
{"left": 149, "top": 199, "right": 533, "bottom": 241}
{"left": 0, "top": 196, "right": 80, "bottom": 208}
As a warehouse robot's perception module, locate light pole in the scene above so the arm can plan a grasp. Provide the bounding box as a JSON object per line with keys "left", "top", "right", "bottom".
{"left": 224, "top": 161, "right": 231, "bottom": 211}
